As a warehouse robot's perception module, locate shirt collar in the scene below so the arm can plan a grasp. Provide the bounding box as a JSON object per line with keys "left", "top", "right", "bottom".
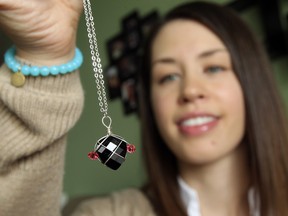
{"left": 178, "top": 176, "right": 201, "bottom": 216}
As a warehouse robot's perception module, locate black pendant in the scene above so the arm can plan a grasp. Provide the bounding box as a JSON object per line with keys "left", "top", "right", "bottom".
{"left": 96, "top": 134, "right": 127, "bottom": 170}
{"left": 88, "top": 134, "right": 135, "bottom": 170}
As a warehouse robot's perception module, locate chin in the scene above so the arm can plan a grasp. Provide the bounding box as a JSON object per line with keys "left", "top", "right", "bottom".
{"left": 175, "top": 147, "right": 224, "bottom": 166}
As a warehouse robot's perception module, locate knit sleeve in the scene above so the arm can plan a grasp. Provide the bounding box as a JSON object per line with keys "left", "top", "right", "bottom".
{"left": 71, "top": 189, "right": 156, "bottom": 216}
{"left": 0, "top": 64, "right": 84, "bottom": 216}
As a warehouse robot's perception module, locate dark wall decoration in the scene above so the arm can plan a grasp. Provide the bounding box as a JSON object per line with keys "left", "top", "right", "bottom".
{"left": 105, "top": 0, "right": 288, "bottom": 115}
{"left": 105, "top": 10, "right": 159, "bottom": 115}
{"left": 226, "top": 0, "right": 287, "bottom": 59}
{"left": 257, "top": 0, "right": 287, "bottom": 58}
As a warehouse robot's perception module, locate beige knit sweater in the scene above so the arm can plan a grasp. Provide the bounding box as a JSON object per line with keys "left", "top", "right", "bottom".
{"left": 0, "top": 64, "right": 156, "bottom": 216}
{"left": 71, "top": 188, "right": 156, "bottom": 216}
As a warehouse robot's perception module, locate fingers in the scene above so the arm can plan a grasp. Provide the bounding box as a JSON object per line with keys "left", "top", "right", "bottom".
{"left": 0, "top": 0, "right": 20, "bottom": 10}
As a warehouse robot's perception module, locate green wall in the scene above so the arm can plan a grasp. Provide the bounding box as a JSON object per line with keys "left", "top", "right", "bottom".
{"left": 64, "top": 0, "right": 288, "bottom": 198}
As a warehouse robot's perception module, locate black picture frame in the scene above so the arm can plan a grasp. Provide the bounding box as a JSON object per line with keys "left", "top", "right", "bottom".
{"left": 116, "top": 53, "right": 139, "bottom": 81}
{"left": 105, "top": 65, "right": 121, "bottom": 100}
{"left": 124, "top": 28, "right": 142, "bottom": 52}
{"left": 122, "top": 11, "right": 140, "bottom": 31}
{"left": 121, "top": 78, "right": 138, "bottom": 115}
{"left": 102, "top": 10, "right": 156, "bottom": 114}
{"left": 122, "top": 11, "right": 142, "bottom": 52}
{"left": 140, "top": 11, "right": 160, "bottom": 37}
{"left": 107, "top": 33, "right": 126, "bottom": 63}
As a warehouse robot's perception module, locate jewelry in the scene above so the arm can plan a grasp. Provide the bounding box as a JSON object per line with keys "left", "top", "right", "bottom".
{"left": 83, "top": 0, "right": 136, "bottom": 170}
{"left": 4, "top": 46, "right": 83, "bottom": 87}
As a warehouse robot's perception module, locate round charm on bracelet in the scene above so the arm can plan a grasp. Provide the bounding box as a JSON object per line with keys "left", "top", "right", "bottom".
{"left": 11, "top": 71, "right": 25, "bottom": 87}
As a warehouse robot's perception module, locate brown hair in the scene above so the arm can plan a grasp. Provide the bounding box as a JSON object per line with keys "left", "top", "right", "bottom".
{"left": 139, "top": 2, "right": 288, "bottom": 216}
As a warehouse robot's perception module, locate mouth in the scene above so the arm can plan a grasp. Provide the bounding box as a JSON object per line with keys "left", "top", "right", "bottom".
{"left": 177, "top": 114, "right": 219, "bottom": 136}
{"left": 181, "top": 116, "right": 216, "bottom": 126}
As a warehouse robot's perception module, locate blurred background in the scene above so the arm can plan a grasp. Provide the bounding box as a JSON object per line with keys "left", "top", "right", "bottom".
{"left": 1, "top": 0, "right": 288, "bottom": 209}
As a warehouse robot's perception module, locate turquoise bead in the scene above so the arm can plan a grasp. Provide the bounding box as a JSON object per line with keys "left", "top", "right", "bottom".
{"left": 50, "top": 66, "right": 59, "bottom": 75}
{"left": 67, "top": 63, "right": 73, "bottom": 72}
{"left": 22, "top": 65, "right": 30, "bottom": 75}
{"left": 31, "top": 66, "right": 40, "bottom": 76}
{"left": 8, "top": 61, "right": 17, "bottom": 72}
{"left": 4, "top": 46, "right": 83, "bottom": 77}
{"left": 40, "top": 67, "right": 50, "bottom": 76}
{"left": 60, "top": 65, "right": 68, "bottom": 74}
{"left": 71, "top": 62, "right": 77, "bottom": 70}
{"left": 12, "top": 65, "right": 18, "bottom": 73}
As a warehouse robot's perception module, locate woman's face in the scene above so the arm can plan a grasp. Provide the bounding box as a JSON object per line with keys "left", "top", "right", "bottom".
{"left": 151, "top": 20, "right": 245, "bottom": 165}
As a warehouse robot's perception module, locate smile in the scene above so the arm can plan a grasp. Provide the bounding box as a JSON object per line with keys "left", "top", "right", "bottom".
{"left": 181, "top": 116, "right": 216, "bottom": 126}
{"left": 178, "top": 115, "right": 219, "bottom": 136}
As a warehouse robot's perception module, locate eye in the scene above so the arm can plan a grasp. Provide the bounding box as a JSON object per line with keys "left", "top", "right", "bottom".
{"left": 159, "top": 73, "right": 180, "bottom": 84}
{"left": 205, "top": 66, "right": 225, "bottom": 74}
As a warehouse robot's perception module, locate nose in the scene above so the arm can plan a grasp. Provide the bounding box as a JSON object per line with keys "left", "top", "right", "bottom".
{"left": 178, "top": 75, "right": 206, "bottom": 104}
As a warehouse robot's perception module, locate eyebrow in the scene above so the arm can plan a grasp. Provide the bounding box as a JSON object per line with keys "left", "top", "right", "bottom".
{"left": 152, "top": 48, "right": 228, "bottom": 66}
{"left": 198, "top": 48, "right": 227, "bottom": 58}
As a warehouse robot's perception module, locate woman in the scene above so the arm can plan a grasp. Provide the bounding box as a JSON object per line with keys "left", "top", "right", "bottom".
{"left": 139, "top": 2, "right": 288, "bottom": 216}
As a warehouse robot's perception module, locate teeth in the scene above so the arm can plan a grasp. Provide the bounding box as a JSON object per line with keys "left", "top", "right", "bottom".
{"left": 182, "top": 116, "right": 215, "bottom": 126}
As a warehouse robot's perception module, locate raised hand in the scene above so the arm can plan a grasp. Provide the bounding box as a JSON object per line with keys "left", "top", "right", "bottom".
{"left": 0, "top": 0, "right": 83, "bottom": 63}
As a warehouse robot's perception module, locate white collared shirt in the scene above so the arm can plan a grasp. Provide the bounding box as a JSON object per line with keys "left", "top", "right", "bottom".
{"left": 178, "top": 177, "right": 260, "bottom": 216}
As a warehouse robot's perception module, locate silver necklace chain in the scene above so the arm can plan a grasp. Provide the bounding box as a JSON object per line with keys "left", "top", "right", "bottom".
{"left": 83, "top": 0, "right": 112, "bottom": 133}
{"left": 83, "top": 0, "right": 137, "bottom": 168}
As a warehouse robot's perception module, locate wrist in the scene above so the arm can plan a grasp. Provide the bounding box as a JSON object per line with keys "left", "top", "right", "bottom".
{"left": 16, "top": 44, "right": 77, "bottom": 66}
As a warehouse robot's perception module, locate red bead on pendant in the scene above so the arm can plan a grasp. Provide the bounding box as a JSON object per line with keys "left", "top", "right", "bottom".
{"left": 88, "top": 151, "right": 99, "bottom": 160}
{"left": 127, "top": 144, "right": 136, "bottom": 153}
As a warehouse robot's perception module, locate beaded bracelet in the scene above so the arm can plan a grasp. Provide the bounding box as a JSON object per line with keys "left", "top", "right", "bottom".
{"left": 4, "top": 46, "right": 83, "bottom": 87}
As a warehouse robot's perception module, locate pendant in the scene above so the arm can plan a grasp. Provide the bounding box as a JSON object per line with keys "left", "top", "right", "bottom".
{"left": 88, "top": 113, "right": 136, "bottom": 170}
{"left": 11, "top": 71, "right": 25, "bottom": 87}
{"left": 88, "top": 134, "right": 136, "bottom": 170}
